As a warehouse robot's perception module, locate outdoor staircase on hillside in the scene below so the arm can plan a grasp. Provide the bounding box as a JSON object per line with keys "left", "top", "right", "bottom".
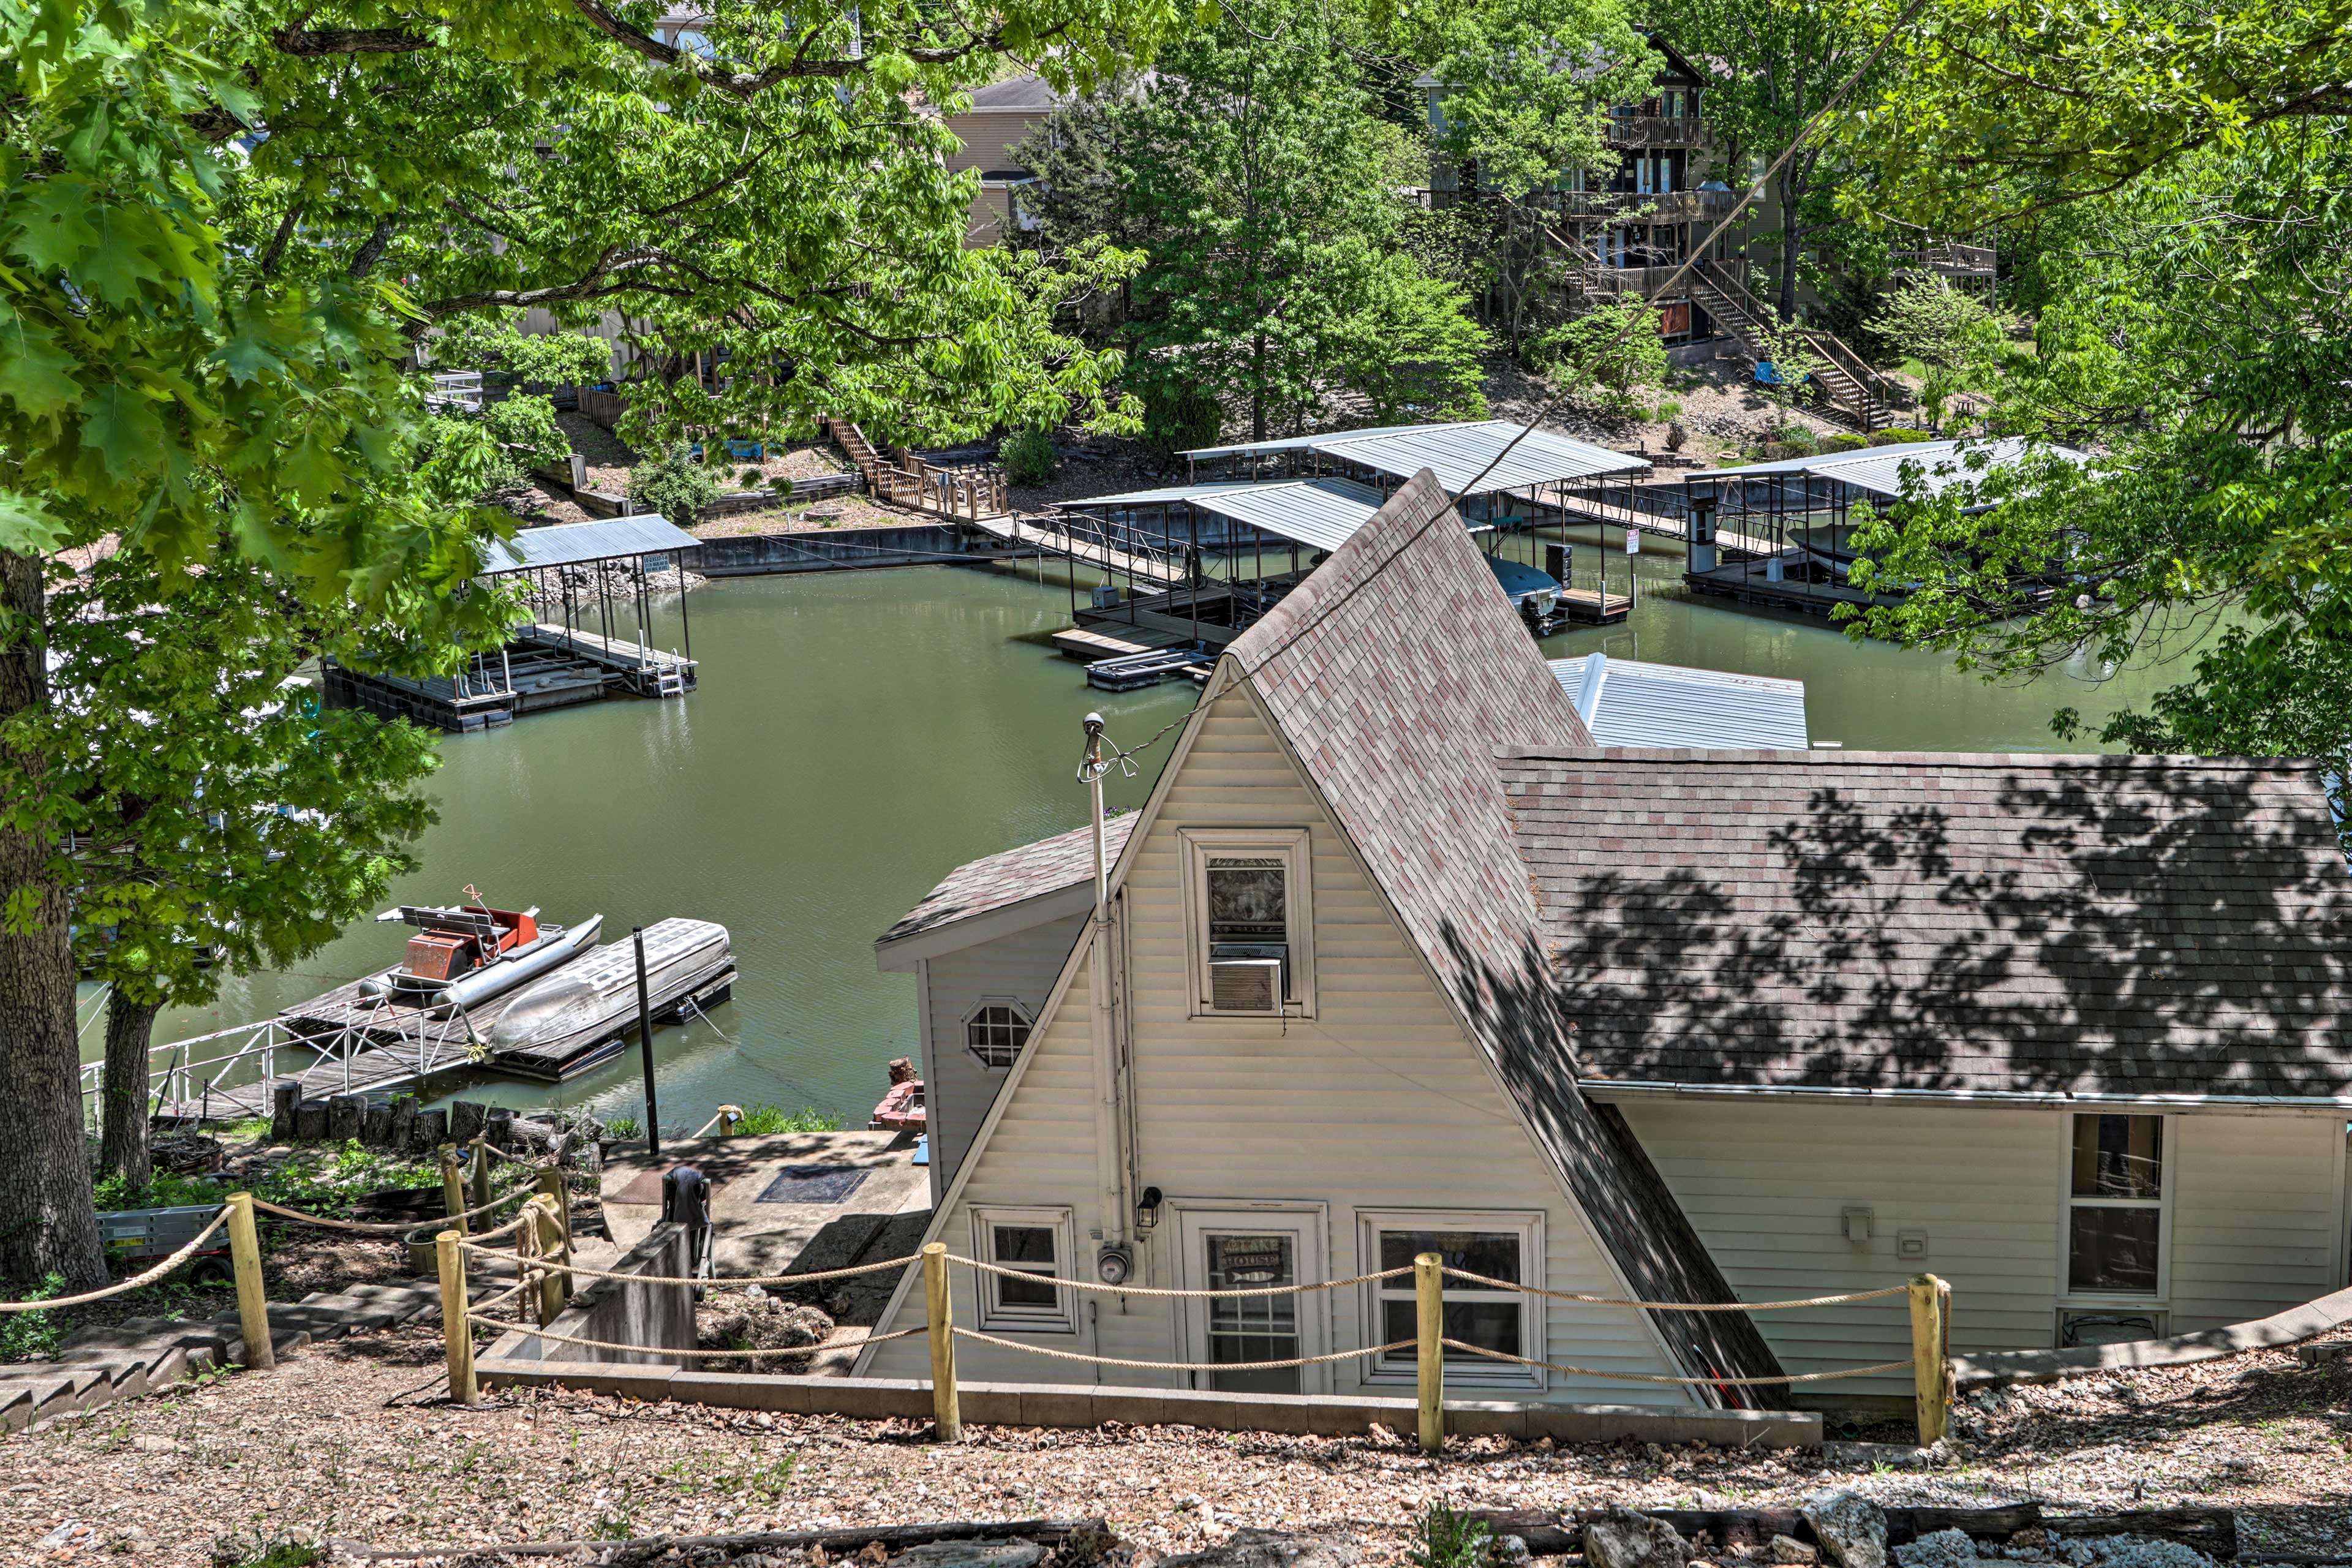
{"left": 822, "top": 415, "right": 1009, "bottom": 521}
{"left": 1686, "top": 263, "right": 1899, "bottom": 432}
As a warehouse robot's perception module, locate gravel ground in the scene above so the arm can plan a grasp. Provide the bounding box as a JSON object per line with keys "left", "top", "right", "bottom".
{"left": 12, "top": 1324, "right": 2352, "bottom": 1566}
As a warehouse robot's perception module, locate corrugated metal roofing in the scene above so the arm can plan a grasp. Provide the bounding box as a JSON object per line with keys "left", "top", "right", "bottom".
{"left": 1185, "top": 420, "right": 1649, "bottom": 496}
{"left": 1692, "top": 437, "right": 2090, "bottom": 500}
{"left": 1054, "top": 477, "right": 1412, "bottom": 553}
{"left": 1549, "top": 653, "right": 1809, "bottom": 749}
{"left": 478, "top": 515, "right": 697, "bottom": 575}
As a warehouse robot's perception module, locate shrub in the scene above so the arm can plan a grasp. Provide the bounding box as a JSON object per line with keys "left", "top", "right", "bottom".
{"left": 1001, "top": 428, "right": 1058, "bottom": 486}
{"left": 1411, "top": 1501, "right": 1494, "bottom": 1568}
{"left": 1140, "top": 377, "right": 1223, "bottom": 457}
{"left": 603, "top": 1114, "right": 644, "bottom": 1141}
{"left": 734, "top": 1105, "right": 844, "bottom": 1135}
{"left": 0, "top": 1273, "right": 66, "bottom": 1362}
{"left": 737, "top": 467, "right": 764, "bottom": 489}
{"left": 94, "top": 1169, "right": 223, "bottom": 1211}
{"left": 630, "top": 445, "right": 722, "bottom": 528}
{"left": 1870, "top": 427, "right": 1934, "bottom": 445}
{"left": 1817, "top": 432, "right": 1871, "bottom": 453}
{"left": 1528, "top": 298, "right": 1668, "bottom": 402}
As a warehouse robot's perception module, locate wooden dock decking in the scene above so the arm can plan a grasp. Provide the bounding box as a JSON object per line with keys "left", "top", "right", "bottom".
{"left": 1052, "top": 623, "right": 1197, "bottom": 661}
{"left": 1559, "top": 586, "right": 1635, "bottom": 624}
{"left": 966, "top": 514, "right": 1185, "bottom": 586}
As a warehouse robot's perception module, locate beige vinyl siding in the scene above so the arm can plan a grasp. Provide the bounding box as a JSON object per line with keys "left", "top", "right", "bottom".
{"left": 921, "top": 913, "right": 1087, "bottom": 1197}
{"left": 2168, "top": 1113, "right": 2346, "bottom": 1331}
{"left": 1618, "top": 1098, "right": 2350, "bottom": 1394}
{"left": 870, "top": 691, "right": 1691, "bottom": 1403}
{"left": 944, "top": 109, "right": 1047, "bottom": 174}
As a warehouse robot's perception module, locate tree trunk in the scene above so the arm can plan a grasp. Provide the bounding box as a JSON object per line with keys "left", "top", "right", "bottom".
{"left": 0, "top": 548, "right": 105, "bottom": 1287}
{"left": 1776, "top": 170, "right": 1802, "bottom": 325}
{"left": 1250, "top": 334, "right": 1267, "bottom": 441}
{"left": 99, "top": 991, "right": 163, "bottom": 1191}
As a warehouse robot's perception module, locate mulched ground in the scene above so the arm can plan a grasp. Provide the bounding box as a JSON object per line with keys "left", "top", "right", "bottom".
{"left": 12, "top": 1322, "right": 2351, "bottom": 1566}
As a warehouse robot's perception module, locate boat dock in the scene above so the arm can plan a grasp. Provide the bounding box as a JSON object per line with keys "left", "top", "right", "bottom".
{"left": 322, "top": 516, "right": 702, "bottom": 733}
{"left": 964, "top": 513, "right": 1185, "bottom": 586}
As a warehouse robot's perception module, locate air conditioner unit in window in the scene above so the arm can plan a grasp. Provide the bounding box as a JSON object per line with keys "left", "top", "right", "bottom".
{"left": 1208, "top": 957, "right": 1284, "bottom": 1014}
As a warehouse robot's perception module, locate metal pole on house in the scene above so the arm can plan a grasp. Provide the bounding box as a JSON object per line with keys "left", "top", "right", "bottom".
{"left": 1909, "top": 1272, "right": 1950, "bottom": 1444}
{"left": 437, "top": 1229, "right": 477, "bottom": 1405}
{"left": 533, "top": 1195, "right": 567, "bottom": 1325}
{"left": 537, "top": 1164, "right": 573, "bottom": 1305}
{"left": 1080, "top": 715, "right": 1125, "bottom": 1256}
{"left": 225, "top": 1191, "right": 276, "bottom": 1373}
{"left": 635, "top": 926, "right": 661, "bottom": 1159}
{"left": 440, "top": 1145, "right": 468, "bottom": 1237}
{"left": 1415, "top": 1251, "right": 1444, "bottom": 1455}
{"left": 924, "top": 1242, "right": 960, "bottom": 1441}
{"left": 469, "top": 1134, "right": 489, "bottom": 1212}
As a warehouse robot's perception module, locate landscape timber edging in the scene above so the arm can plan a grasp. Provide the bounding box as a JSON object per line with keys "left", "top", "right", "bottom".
{"left": 467, "top": 1357, "right": 1822, "bottom": 1447}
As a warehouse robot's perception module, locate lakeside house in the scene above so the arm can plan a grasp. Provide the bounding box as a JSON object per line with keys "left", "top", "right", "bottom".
{"left": 860, "top": 467, "right": 2352, "bottom": 1408}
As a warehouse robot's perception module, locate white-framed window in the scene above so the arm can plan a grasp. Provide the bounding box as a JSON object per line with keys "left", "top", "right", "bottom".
{"left": 962, "top": 998, "right": 1031, "bottom": 1071}
{"left": 1178, "top": 827, "right": 1314, "bottom": 1018}
{"left": 1357, "top": 1210, "right": 1544, "bottom": 1390}
{"left": 970, "top": 1205, "right": 1076, "bottom": 1333}
{"left": 2062, "top": 1114, "right": 2171, "bottom": 1300}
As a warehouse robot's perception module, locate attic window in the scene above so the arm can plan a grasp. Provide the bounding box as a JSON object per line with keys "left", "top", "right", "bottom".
{"left": 964, "top": 1000, "right": 1031, "bottom": 1071}
{"left": 1180, "top": 829, "right": 1314, "bottom": 1018}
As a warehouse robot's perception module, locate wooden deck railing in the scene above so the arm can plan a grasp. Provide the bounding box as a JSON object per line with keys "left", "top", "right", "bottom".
{"left": 823, "top": 416, "right": 1008, "bottom": 520}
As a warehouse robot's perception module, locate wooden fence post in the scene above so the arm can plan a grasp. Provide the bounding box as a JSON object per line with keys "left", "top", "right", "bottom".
{"left": 440, "top": 1145, "right": 468, "bottom": 1237}
{"left": 224, "top": 1191, "right": 276, "bottom": 1373}
{"left": 533, "top": 1196, "right": 567, "bottom": 1326}
{"left": 536, "top": 1165, "right": 573, "bottom": 1305}
{"left": 924, "top": 1242, "right": 959, "bottom": 1442}
{"left": 438, "top": 1229, "right": 477, "bottom": 1405}
{"left": 469, "top": 1134, "right": 489, "bottom": 1212}
{"left": 1415, "top": 1250, "right": 1444, "bottom": 1455}
{"left": 1909, "top": 1272, "right": 1949, "bottom": 1445}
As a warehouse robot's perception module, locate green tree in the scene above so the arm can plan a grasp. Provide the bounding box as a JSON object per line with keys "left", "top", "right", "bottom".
{"left": 1023, "top": 0, "right": 1487, "bottom": 439}
{"left": 58, "top": 544, "right": 439, "bottom": 1189}
{"left": 1657, "top": 0, "right": 1878, "bottom": 323}
{"left": 1411, "top": 0, "right": 1655, "bottom": 202}
{"left": 1837, "top": 0, "right": 2352, "bottom": 816}
{"left": 0, "top": 0, "right": 1177, "bottom": 1286}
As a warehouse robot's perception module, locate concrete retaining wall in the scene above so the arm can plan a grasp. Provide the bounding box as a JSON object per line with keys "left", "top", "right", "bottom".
{"left": 484, "top": 1223, "right": 697, "bottom": 1368}
{"left": 473, "top": 1357, "right": 1820, "bottom": 1447}
{"left": 687, "top": 526, "right": 1028, "bottom": 577}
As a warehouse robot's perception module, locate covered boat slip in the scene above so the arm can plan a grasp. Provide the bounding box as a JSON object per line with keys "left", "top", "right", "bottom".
{"left": 1180, "top": 420, "right": 1672, "bottom": 624}
{"left": 320, "top": 514, "right": 703, "bottom": 731}
{"left": 1679, "top": 438, "right": 2091, "bottom": 617}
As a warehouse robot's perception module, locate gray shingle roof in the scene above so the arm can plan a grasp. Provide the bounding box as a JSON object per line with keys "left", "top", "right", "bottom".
{"left": 1219, "top": 469, "right": 1784, "bottom": 1393}
{"left": 877, "top": 815, "right": 1136, "bottom": 948}
{"left": 1499, "top": 750, "right": 2352, "bottom": 1099}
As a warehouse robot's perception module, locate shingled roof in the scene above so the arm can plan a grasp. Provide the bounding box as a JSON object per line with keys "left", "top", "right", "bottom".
{"left": 1218, "top": 469, "right": 1784, "bottom": 1393}
{"left": 877, "top": 815, "right": 1137, "bottom": 949}
{"left": 1501, "top": 750, "right": 2352, "bottom": 1101}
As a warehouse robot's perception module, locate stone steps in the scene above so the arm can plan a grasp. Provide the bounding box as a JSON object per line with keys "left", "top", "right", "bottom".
{"left": 0, "top": 1275, "right": 486, "bottom": 1431}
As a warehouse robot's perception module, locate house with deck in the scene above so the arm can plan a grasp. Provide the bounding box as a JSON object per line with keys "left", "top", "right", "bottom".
{"left": 862, "top": 468, "right": 2352, "bottom": 1407}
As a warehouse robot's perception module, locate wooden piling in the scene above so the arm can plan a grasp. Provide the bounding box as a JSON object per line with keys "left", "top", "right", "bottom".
{"left": 438, "top": 1229, "right": 477, "bottom": 1405}
{"left": 1415, "top": 1251, "right": 1444, "bottom": 1455}
{"left": 1910, "top": 1273, "right": 1950, "bottom": 1445}
{"left": 537, "top": 1165, "right": 573, "bottom": 1305}
{"left": 224, "top": 1191, "right": 276, "bottom": 1373}
{"left": 533, "top": 1196, "right": 567, "bottom": 1326}
{"left": 924, "top": 1242, "right": 959, "bottom": 1442}
{"left": 469, "top": 1134, "right": 489, "bottom": 1212}
{"left": 440, "top": 1145, "right": 467, "bottom": 1237}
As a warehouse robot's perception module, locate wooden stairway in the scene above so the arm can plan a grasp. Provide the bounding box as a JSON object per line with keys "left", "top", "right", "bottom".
{"left": 821, "top": 415, "right": 1008, "bottom": 519}
{"left": 1687, "top": 263, "right": 1898, "bottom": 432}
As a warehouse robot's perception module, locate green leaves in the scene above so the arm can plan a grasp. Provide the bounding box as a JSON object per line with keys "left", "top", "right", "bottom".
{"left": 0, "top": 311, "right": 81, "bottom": 419}
{"left": 0, "top": 492, "right": 62, "bottom": 554}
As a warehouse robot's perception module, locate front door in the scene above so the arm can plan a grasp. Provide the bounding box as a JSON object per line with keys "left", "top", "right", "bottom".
{"left": 1175, "top": 1206, "right": 1328, "bottom": 1395}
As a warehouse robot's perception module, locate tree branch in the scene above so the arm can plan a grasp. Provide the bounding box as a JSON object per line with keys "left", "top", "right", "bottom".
{"left": 346, "top": 218, "right": 399, "bottom": 279}
{"left": 273, "top": 24, "right": 435, "bottom": 56}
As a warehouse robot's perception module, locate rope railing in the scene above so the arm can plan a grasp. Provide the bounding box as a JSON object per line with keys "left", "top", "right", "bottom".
{"left": 1440, "top": 1268, "right": 1914, "bottom": 1313}
{"left": 429, "top": 1239, "right": 1958, "bottom": 1457}
{"left": 252, "top": 1186, "right": 532, "bottom": 1237}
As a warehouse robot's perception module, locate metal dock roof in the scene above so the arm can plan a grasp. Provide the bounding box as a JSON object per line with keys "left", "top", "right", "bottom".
{"left": 478, "top": 514, "right": 698, "bottom": 575}
{"left": 1690, "top": 437, "right": 2090, "bottom": 501}
{"left": 1550, "top": 652, "right": 1810, "bottom": 749}
{"left": 1054, "top": 477, "right": 1412, "bottom": 553}
{"left": 1185, "top": 420, "right": 1649, "bottom": 497}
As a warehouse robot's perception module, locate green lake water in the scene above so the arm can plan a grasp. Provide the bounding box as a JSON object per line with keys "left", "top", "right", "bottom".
{"left": 116, "top": 541, "right": 2185, "bottom": 1132}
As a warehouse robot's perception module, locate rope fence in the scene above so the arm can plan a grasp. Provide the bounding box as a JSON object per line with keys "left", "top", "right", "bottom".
{"left": 1440, "top": 1338, "right": 1918, "bottom": 1387}
{"left": 0, "top": 1207, "right": 232, "bottom": 1313}
{"left": 1441, "top": 1268, "right": 1915, "bottom": 1313}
